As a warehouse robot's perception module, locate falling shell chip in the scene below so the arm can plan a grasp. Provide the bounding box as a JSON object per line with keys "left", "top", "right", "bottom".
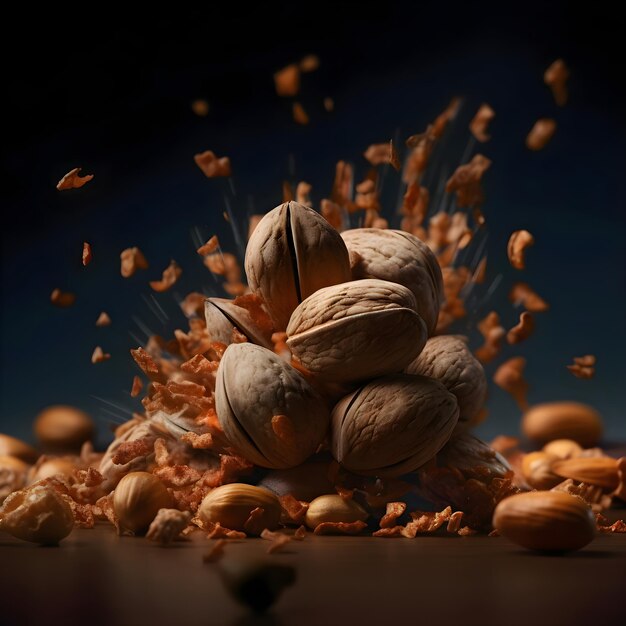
{"left": 56, "top": 167, "right": 93, "bottom": 191}
{"left": 507, "top": 230, "right": 534, "bottom": 270}
{"left": 526, "top": 119, "right": 556, "bottom": 151}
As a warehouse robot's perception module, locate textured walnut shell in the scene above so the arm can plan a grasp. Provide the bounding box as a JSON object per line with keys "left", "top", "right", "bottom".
{"left": 331, "top": 374, "right": 459, "bottom": 477}
{"left": 405, "top": 335, "right": 487, "bottom": 424}
{"left": 341, "top": 228, "right": 443, "bottom": 334}
{"left": 522, "top": 402, "right": 603, "bottom": 447}
{"left": 433, "top": 432, "right": 510, "bottom": 479}
{"left": 287, "top": 279, "right": 428, "bottom": 384}
{"left": 245, "top": 201, "right": 351, "bottom": 331}
{"left": 216, "top": 343, "right": 330, "bottom": 469}
{"left": 204, "top": 297, "right": 274, "bottom": 349}
{"left": 493, "top": 491, "right": 595, "bottom": 552}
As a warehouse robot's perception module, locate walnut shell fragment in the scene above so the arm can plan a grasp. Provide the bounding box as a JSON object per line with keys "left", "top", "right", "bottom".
{"left": 507, "top": 230, "right": 534, "bottom": 270}
{"left": 406, "top": 335, "right": 487, "bottom": 425}
{"left": 331, "top": 374, "right": 459, "bottom": 477}
{"left": 245, "top": 201, "right": 352, "bottom": 331}
{"left": 204, "top": 297, "right": 274, "bottom": 349}
{"left": 216, "top": 343, "right": 330, "bottom": 469}
{"left": 526, "top": 119, "right": 556, "bottom": 151}
{"left": 287, "top": 279, "right": 428, "bottom": 384}
{"left": 340, "top": 228, "right": 443, "bottom": 334}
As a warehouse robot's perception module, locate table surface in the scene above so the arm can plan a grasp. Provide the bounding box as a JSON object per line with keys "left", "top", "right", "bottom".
{"left": 1, "top": 519, "right": 625, "bottom": 626}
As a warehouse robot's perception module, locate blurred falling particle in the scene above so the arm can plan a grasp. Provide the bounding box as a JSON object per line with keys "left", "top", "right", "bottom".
{"left": 274, "top": 64, "right": 300, "bottom": 97}
{"left": 56, "top": 167, "right": 93, "bottom": 191}
{"left": 293, "top": 102, "right": 309, "bottom": 125}
{"left": 323, "top": 97, "right": 334, "bottom": 112}
{"left": 82, "top": 242, "right": 93, "bottom": 266}
{"left": 526, "top": 119, "right": 556, "bottom": 151}
{"left": 194, "top": 150, "right": 232, "bottom": 178}
{"left": 50, "top": 288, "right": 76, "bottom": 308}
{"left": 191, "top": 99, "right": 210, "bottom": 117}
{"left": 91, "top": 346, "right": 111, "bottom": 364}
{"left": 95, "top": 311, "right": 111, "bottom": 327}
{"left": 299, "top": 54, "right": 320, "bottom": 73}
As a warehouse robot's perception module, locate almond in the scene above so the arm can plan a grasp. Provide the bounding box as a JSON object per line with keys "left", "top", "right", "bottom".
{"left": 522, "top": 402, "right": 603, "bottom": 447}
{"left": 542, "top": 439, "right": 583, "bottom": 460}
{"left": 493, "top": 491, "right": 595, "bottom": 552}
{"left": 551, "top": 457, "right": 619, "bottom": 491}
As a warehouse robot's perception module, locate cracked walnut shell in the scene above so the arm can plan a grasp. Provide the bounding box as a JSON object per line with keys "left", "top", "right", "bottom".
{"left": 216, "top": 343, "right": 330, "bottom": 469}
{"left": 244, "top": 201, "right": 351, "bottom": 331}
{"left": 331, "top": 374, "right": 459, "bottom": 477}
{"left": 287, "top": 279, "right": 428, "bottom": 384}
{"left": 406, "top": 335, "right": 487, "bottom": 425}
{"left": 341, "top": 228, "right": 443, "bottom": 334}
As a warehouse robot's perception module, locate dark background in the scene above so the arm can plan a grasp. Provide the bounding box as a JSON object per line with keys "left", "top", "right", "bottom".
{"left": 1, "top": 2, "right": 624, "bottom": 449}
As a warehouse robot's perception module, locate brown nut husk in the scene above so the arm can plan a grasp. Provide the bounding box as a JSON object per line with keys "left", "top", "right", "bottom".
{"left": 244, "top": 201, "right": 351, "bottom": 331}
{"left": 521, "top": 452, "right": 562, "bottom": 490}
{"left": 198, "top": 483, "right": 281, "bottom": 534}
{"left": 216, "top": 343, "right": 330, "bottom": 469}
{"left": 0, "top": 484, "right": 74, "bottom": 544}
{"left": 331, "top": 374, "right": 459, "bottom": 477}
{"left": 113, "top": 472, "right": 173, "bottom": 534}
{"left": 433, "top": 432, "right": 511, "bottom": 478}
{"left": 204, "top": 297, "right": 274, "bottom": 349}
{"left": 340, "top": 228, "right": 443, "bottom": 334}
{"left": 0, "top": 433, "right": 39, "bottom": 463}
{"left": 405, "top": 335, "right": 487, "bottom": 425}
{"left": 287, "top": 279, "right": 428, "bottom": 384}
{"left": 493, "top": 491, "right": 595, "bottom": 552}
{"left": 522, "top": 402, "right": 603, "bottom": 447}
{"left": 305, "top": 494, "right": 368, "bottom": 529}
{"left": 34, "top": 405, "right": 94, "bottom": 452}
{"left": 551, "top": 457, "right": 619, "bottom": 491}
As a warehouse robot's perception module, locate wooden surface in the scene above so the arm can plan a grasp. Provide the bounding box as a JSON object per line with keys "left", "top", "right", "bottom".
{"left": 1, "top": 522, "right": 625, "bottom": 626}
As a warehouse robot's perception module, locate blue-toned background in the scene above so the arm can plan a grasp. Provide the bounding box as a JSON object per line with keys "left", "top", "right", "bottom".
{"left": 2, "top": 3, "right": 624, "bottom": 448}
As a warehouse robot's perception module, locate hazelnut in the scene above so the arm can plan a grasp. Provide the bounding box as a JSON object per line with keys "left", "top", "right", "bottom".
{"left": 0, "top": 433, "right": 39, "bottom": 463}
{"left": 113, "top": 472, "right": 172, "bottom": 534}
{"left": 542, "top": 439, "right": 583, "bottom": 460}
{"left": 34, "top": 405, "right": 94, "bottom": 453}
{"left": 305, "top": 495, "right": 368, "bottom": 529}
{"left": 198, "top": 483, "right": 281, "bottom": 535}
{"left": 0, "top": 484, "right": 74, "bottom": 544}
{"left": 28, "top": 457, "right": 76, "bottom": 484}
{"left": 0, "top": 455, "right": 30, "bottom": 503}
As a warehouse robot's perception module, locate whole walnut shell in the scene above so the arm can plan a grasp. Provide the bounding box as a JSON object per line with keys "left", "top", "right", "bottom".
{"left": 245, "top": 201, "right": 351, "bottom": 331}
{"left": 331, "top": 374, "right": 459, "bottom": 477}
{"left": 405, "top": 335, "right": 487, "bottom": 424}
{"left": 341, "top": 228, "right": 443, "bottom": 334}
{"left": 287, "top": 279, "right": 428, "bottom": 384}
{"left": 216, "top": 343, "right": 330, "bottom": 469}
